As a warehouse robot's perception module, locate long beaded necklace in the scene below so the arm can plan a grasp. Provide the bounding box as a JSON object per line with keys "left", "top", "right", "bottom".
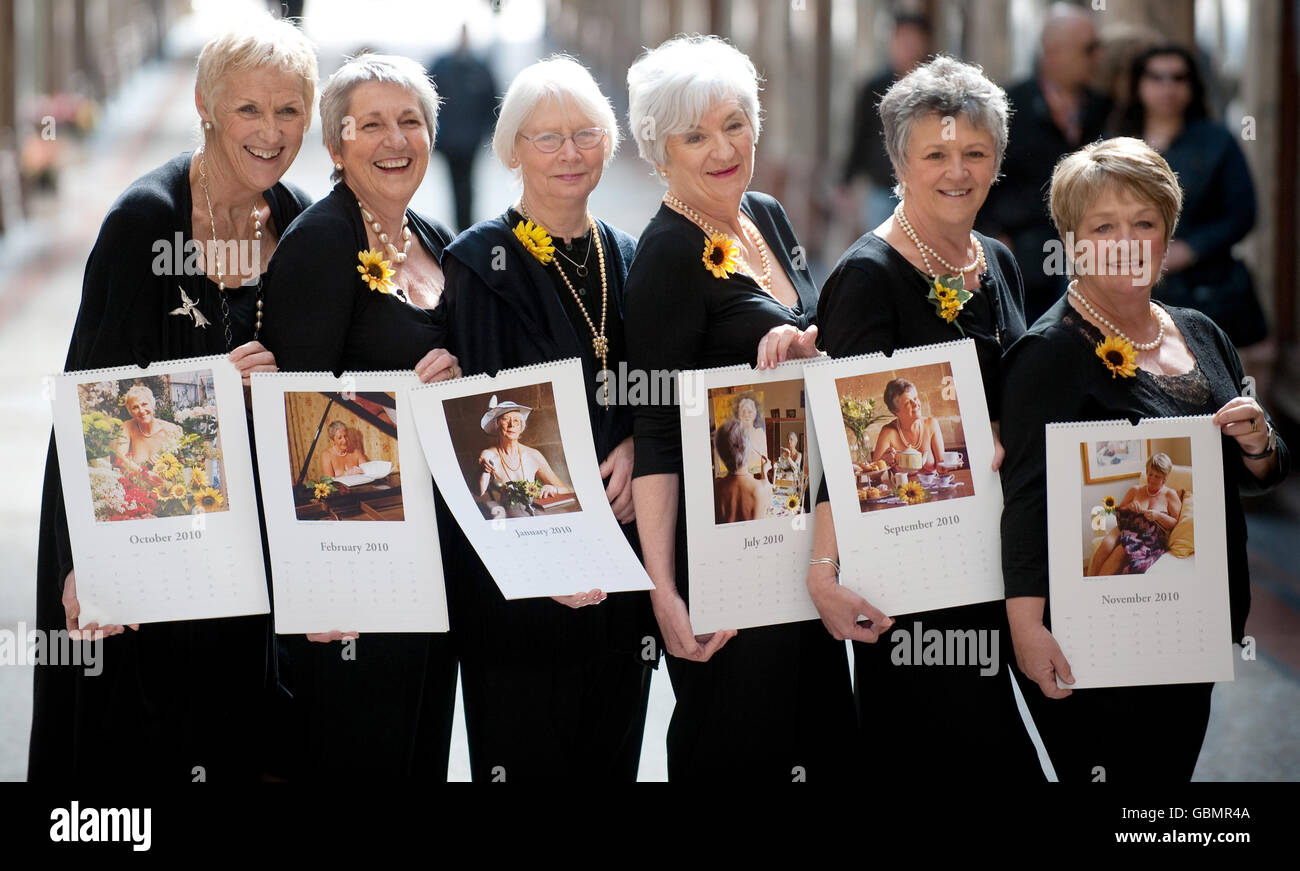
{"left": 198, "top": 152, "right": 264, "bottom": 350}
{"left": 357, "top": 198, "right": 412, "bottom": 263}
{"left": 1067, "top": 279, "right": 1165, "bottom": 351}
{"left": 494, "top": 445, "right": 525, "bottom": 479}
{"left": 663, "top": 192, "right": 774, "bottom": 294}
{"left": 517, "top": 202, "right": 611, "bottom": 406}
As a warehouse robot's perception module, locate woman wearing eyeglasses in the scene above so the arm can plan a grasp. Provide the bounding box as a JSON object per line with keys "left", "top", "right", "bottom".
{"left": 440, "top": 55, "right": 656, "bottom": 781}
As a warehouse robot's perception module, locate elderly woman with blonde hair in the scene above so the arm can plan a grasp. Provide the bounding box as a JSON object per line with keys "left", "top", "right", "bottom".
{"left": 623, "top": 35, "right": 854, "bottom": 781}
{"left": 31, "top": 13, "right": 318, "bottom": 780}
{"left": 260, "top": 51, "right": 461, "bottom": 780}
{"left": 1000, "top": 136, "right": 1289, "bottom": 780}
{"left": 439, "top": 54, "right": 656, "bottom": 782}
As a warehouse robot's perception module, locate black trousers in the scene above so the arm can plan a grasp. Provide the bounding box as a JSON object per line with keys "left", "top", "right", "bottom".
{"left": 664, "top": 619, "right": 856, "bottom": 782}
{"left": 1011, "top": 667, "right": 1214, "bottom": 782}
{"left": 459, "top": 652, "right": 652, "bottom": 782}
{"left": 853, "top": 600, "right": 1046, "bottom": 782}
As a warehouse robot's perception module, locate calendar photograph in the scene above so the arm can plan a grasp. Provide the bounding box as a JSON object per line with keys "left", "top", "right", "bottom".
{"left": 284, "top": 391, "right": 404, "bottom": 522}
{"left": 1046, "top": 418, "right": 1231, "bottom": 689}
{"left": 77, "top": 369, "right": 229, "bottom": 523}
{"left": 442, "top": 382, "right": 582, "bottom": 520}
{"left": 833, "top": 361, "right": 974, "bottom": 514}
{"left": 706, "top": 383, "right": 810, "bottom": 525}
{"left": 1082, "top": 437, "right": 1195, "bottom": 578}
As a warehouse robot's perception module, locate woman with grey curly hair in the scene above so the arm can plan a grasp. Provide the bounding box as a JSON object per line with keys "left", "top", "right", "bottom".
{"left": 807, "top": 55, "right": 1044, "bottom": 782}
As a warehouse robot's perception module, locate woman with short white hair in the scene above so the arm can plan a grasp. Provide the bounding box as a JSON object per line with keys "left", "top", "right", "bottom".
{"left": 31, "top": 12, "right": 318, "bottom": 781}
{"left": 623, "top": 35, "right": 854, "bottom": 781}
{"left": 440, "top": 55, "right": 655, "bottom": 781}
{"left": 260, "top": 52, "right": 461, "bottom": 780}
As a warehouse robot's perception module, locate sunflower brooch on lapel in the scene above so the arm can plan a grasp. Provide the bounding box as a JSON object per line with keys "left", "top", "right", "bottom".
{"left": 1095, "top": 335, "right": 1139, "bottom": 379}
{"left": 357, "top": 248, "right": 396, "bottom": 294}
{"left": 513, "top": 220, "right": 555, "bottom": 265}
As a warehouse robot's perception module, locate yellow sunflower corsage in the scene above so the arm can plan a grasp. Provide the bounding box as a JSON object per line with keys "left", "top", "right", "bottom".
{"left": 702, "top": 233, "right": 741, "bottom": 279}
{"left": 897, "top": 480, "right": 928, "bottom": 504}
{"left": 357, "top": 248, "right": 396, "bottom": 294}
{"left": 1095, "top": 335, "right": 1138, "bottom": 379}
{"left": 513, "top": 220, "right": 555, "bottom": 265}
{"left": 927, "top": 275, "right": 973, "bottom": 335}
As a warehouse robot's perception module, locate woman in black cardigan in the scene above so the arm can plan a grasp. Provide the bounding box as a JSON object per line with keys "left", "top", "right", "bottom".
{"left": 1000, "top": 137, "right": 1288, "bottom": 781}
{"left": 29, "top": 18, "right": 318, "bottom": 780}
{"left": 440, "top": 55, "right": 655, "bottom": 782}
{"left": 808, "top": 56, "right": 1043, "bottom": 783}
{"left": 260, "top": 54, "right": 459, "bottom": 781}
{"left": 624, "top": 36, "right": 853, "bottom": 781}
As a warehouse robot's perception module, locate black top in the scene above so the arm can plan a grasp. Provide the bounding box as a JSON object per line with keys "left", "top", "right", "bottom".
{"left": 626, "top": 192, "right": 819, "bottom": 480}
{"left": 30, "top": 152, "right": 312, "bottom": 779}
{"left": 440, "top": 209, "right": 653, "bottom": 664}
{"left": 261, "top": 182, "right": 453, "bottom": 373}
{"left": 625, "top": 192, "right": 818, "bottom": 601}
{"left": 817, "top": 229, "right": 1027, "bottom": 418}
{"left": 999, "top": 297, "right": 1290, "bottom": 642}
{"left": 1161, "top": 118, "right": 1256, "bottom": 269}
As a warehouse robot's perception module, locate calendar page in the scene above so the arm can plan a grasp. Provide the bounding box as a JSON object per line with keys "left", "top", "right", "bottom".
{"left": 408, "top": 358, "right": 653, "bottom": 599}
{"left": 50, "top": 356, "right": 270, "bottom": 625}
{"left": 678, "top": 360, "right": 821, "bottom": 632}
{"left": 250, "top": 372, "right": 448, "bottom": 634}
{"left": 803, "top": 339, "right": 1003, "bottom": 615}
{"left": 1046, "top": 416, "right": 1233, "bottom": 689}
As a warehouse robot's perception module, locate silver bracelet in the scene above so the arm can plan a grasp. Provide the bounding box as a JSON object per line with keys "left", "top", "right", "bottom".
{"left": 809, "top": 556, "right": 840, "bottom": 578}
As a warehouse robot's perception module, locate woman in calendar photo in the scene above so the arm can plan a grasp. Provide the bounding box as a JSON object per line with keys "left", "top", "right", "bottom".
{"left": 29, "top": 16, "right": 318, "bottom": 781}
{"left": 259, "top": 53, "right": 460, "bottom": 781}
{"left": 999, "top": 136, "right": 1289, "bottom": 780}
{"left": 803, "top": 56, "right": 1041, "bottom": 783}
{"left": 624, "top": 35, "right": 855, "bottom": 781}
{"left": 438, "top": 55, "right": 656, "bottom": 782}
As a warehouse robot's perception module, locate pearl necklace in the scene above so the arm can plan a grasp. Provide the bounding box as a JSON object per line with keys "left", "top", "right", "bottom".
{"left": 897, "top": 418, "right": 924, "bottom": 451}
{"left": 516, "top": 203, "right": 611, "bottom": 407}
{"left": 894, "top": 201, "right": 985, "bottom": 277}
{"left": 198, "top": 151, "right": 264, "bottom": 350}
{"left": 357, "top": 198, "right": 412, "bottom": 263}
{"left": 663, "top": 192, "right": 773, "bottom": 294}
{"left": 1067, "top": 279, "right": 1165, "bottom": 351}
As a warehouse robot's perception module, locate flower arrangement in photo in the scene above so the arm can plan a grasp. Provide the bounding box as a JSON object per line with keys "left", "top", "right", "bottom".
{"left": 785, "top": 493, "right": 801, "bottom": 513}
{"left": 500, "top": 479, "right": 543, "bottom": 515}
{"left": 927, "top": 275, "right": 973, "bottom": 335}
{"left": 701, "top": 233, "right": 741, "bottom": 279}
{"left": 306, "top": 477, "right": 336, "bottom": 502}
{"left": 357, "top": 248, "right": 396, "bottom": 294}
{"left": 840, "top": 395, "right": 890, "bottom": 460}
{"left": 176, "top": 403, "right": 219, "bottom": 438}
{"left": 81, "top": 411, "right": 124, "bottom": 460}
{"left": 1095, "top": 335, "right": 1138, "bottom": 379}
{"left": 897, "top": 480, "right": 928, "bottom": 504}
{"left": 1090, "top": 495, "right": 1119, "bottom": 533}
{"left": 513, "top": 220, "right": 555, "bottom": 265}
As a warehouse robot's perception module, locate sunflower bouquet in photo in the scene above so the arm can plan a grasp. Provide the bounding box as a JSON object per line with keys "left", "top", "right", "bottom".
{"left": 500, "top": 479, "right": 544, "bottom": 516}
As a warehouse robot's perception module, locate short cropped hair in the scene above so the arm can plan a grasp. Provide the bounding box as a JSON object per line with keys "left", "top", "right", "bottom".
{"left": 715, "top": 418, "right": 751, "bottom": 475}
{"left": 1147, "top": 452, "right": 1173, "bottom": 477}
{"left": 492, "top": 55, "right": 619, "bottom": 170}
{"left": 321, "top": 53, "right": 440, "bottom": 183}
{"left": 626, "top": 35, "right": 762, "bottom": 173}
{"left": 883, "top": 378, "right": 917, "bottom": 414}
{"left": 1048, "top": 136, "right": 1183, "bottom": 240}
{"left": 124, "top": 385, "right": 156, "bottom": 407}
{"left": 878, "top": 55, "right": 1009, "bottom": 197}
{"left": 196, "top": 14, "right": 318, "bottom": 126}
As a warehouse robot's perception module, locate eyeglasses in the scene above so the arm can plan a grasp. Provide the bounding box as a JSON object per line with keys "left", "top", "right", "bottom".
{"left": 1143, "top": 71, "right": 1189, "bottom": 84}
{"left": 518, "top": 127, "right": 607, "bottom": 153}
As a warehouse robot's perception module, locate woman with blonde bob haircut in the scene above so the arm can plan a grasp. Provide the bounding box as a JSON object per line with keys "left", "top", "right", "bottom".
{"left": 440, "top": 54, "right": 656, "bottom": 781}
{"left": 623, "top": 35, "right": 854, "bottom": 782}
{"left": 999, "top": 136, "right": 1289, "bottom": 780}
{"left": 30, "top": 12, "right": 318, "bottom": 780}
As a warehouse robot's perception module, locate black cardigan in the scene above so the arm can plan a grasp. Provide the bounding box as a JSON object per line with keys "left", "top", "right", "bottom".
{"left": 440, "top": 212, "right": 654, "bottom": 664}
{"left": 999, "top": 296, "right": 1290, "bottom": 642}
{"left": 30, "top": 152, "right": 312, "bottom": 779}
{"left": 260, "top": 182, "right": 453, "bottom": 373}
{"left": 624, "top": 191, "right": 819, "bottom": 602}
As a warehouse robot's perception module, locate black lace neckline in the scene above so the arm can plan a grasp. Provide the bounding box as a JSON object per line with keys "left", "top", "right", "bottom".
{"left": 1062, "top": 304, "right": 1213, "bottom": 407}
